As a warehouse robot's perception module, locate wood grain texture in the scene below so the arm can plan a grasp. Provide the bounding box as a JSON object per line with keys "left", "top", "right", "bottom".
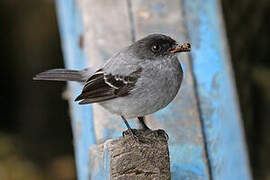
{"left": 89, "top": 130, "right": 170, "bottom": 180}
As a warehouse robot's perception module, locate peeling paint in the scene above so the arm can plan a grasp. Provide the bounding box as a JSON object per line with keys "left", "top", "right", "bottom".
{"left": 182, "top": 0, "right": 251, "bottom": 179}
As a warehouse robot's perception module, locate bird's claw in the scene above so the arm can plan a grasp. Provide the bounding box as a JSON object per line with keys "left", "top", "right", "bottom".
{"left": 122, "top": 129, "right": 147, "bottom": 143}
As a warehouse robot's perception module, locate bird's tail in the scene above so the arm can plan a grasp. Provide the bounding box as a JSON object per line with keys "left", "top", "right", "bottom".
{"left": 33, "top": 69, "right": 85, "bottom": 82}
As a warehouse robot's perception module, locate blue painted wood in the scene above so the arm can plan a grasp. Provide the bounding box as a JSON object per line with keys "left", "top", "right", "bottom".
{"left": 56, "top": 0, "right": 251, "bottom": 179}
{"left": 182, "top": 0, "right": 252, "bottom": 179}
{"left": 77, "top": 0, "right": 134, "bottom": 144}
{"left": 88, "top": 144, "right": 110, "bottom": 180}
{"left": 131, "top": 1, "right": 210, "bottom": 179}
{"left": 55, "top": 1, "right": 96, "bottom": 180}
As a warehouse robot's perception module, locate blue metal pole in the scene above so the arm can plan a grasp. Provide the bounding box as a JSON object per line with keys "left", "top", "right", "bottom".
{"left": 55, "top": 1, "right": 96, "bottom": 180}
{"left": 182, "top": 0, "right": 252, "bottom": 179}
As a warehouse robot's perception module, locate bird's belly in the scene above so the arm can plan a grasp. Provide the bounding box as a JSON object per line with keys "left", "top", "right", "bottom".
{"left": 99, "top": 91, "right": 177, "bottom": 119}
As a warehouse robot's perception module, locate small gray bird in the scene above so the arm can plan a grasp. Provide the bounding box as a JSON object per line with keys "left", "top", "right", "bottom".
{"left": 34, "top": 34, "right": 191, "bottom": 140}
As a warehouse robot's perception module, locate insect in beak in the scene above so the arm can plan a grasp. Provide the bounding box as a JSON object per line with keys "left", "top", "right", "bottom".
{"left": 170, "top": 42, "right": 191, "bottom": 54}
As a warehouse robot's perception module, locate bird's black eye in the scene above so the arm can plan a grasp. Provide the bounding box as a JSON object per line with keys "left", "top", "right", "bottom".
{"left": 151, "top": 44, "right": 162, "bottom": 53}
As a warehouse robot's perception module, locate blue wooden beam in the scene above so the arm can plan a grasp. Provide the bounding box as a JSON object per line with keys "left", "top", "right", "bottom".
{"left": 55, "top": 1, "right": 96, "bottom": 180}
{"left": 129, "top": 1, "right": 211, "bottom": 179}
{"left": 182, "top": 0, "right": 252, "bottom": 179}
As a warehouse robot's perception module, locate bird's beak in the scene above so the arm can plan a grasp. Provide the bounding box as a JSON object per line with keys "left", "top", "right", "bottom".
{"left": 170, "top": 42, "right": 191, "bottom": 54}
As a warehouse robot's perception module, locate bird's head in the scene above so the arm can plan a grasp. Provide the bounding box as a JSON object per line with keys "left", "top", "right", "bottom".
{"left": 129, "top": 34, "right": 191, "bottom": 60}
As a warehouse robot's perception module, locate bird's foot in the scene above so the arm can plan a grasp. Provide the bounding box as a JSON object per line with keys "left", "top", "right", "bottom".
{"left": 122, "top": 129, "right": 169, "bottom": 143}
{"left": 155, "top": 129, "right": 169, "bottom": 141}
{"left": 122, "top": 129, "right": 148, "bottom": 143}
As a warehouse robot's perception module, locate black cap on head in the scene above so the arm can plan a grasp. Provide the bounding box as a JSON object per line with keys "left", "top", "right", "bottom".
{"left": 130, "top": 34, "right": 178, "bottom": 60}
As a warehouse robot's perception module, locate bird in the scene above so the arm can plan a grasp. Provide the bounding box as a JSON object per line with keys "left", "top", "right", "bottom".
{"left": 34, "top": 34, "right": 191, "bottom": 141}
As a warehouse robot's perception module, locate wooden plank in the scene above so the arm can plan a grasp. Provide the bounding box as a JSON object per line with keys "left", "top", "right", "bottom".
{"left": 131, "top": 1, "right": 210, "bottom": 179}
{"left": 181, "top": 0, "right": 252, "bottom": 179}
{"left": 55, "top": 1, "right": 96, "bottom": 180}
{"left": 78, "top": 0, "right": 134, "bottom": 143}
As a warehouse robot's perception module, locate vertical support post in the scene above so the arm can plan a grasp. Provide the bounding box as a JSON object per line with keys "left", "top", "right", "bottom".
{"left": 182, "top": 0, "right": 252, "bottom": 179}
{"left": 89, "top": 130, "right": 171, "bottom": 180}
{"left": 55, "top": 1, "right": 96, "bottom": 180}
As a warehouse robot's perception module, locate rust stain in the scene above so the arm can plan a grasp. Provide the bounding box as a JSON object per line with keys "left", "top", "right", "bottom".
{"left": 79, "top": 34, "right": 84, "bottom": 49}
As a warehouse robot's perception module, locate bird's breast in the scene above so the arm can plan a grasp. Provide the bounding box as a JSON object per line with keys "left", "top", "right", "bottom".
{"left": 129, "top": 58, "right": 183, "bottom": 114}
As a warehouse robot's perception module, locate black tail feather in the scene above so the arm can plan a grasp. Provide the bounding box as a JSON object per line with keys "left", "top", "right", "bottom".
{"left": 33, "top": 69, "right": 84, "bottom": 82}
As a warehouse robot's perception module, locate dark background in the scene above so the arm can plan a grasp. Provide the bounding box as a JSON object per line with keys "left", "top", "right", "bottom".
{"left": 0, "top": 0, "right": 269, "bottom": 179}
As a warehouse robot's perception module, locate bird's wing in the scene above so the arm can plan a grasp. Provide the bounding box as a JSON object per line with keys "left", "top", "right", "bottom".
{"left": 75, "top": 68, "right": 142, "bottom": 104}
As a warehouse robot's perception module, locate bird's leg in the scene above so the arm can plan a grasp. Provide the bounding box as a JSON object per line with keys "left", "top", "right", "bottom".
{"left": 121, "top": 116, "right": 140, "bottom": 142}
{"left": 138, "top": 116, "right": 151, "bottom": 130}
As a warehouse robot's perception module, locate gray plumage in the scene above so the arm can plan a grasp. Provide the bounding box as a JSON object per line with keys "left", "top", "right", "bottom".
{"left": 34, "top": 34, "right": 190, "bottom": 132}
{"left": 98, "top": 50, "right": 183, "bottom": 119}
